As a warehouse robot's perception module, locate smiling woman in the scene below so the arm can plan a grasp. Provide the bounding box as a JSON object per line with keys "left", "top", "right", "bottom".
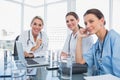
{"left": 76, "top": 8, "right": 120, "bottom": 77}
{"left": 18, "top": 16, "right": 48, "bottom": 58}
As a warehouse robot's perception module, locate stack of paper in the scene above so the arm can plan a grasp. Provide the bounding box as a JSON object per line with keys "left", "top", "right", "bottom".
{"left": 84, "top": 74, "right": 120, "bottom": 80}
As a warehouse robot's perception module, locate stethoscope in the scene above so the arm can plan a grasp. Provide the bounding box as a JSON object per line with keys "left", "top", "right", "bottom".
{"left": 27, "top": 30, "right": 42, "bottom": 45}
{"left": 68, "top": 33, "right": 77, "bottom": 53}
{"left": 94, "top": 30, "right": 108, "bottom": 75}
{"left": 68, "top": 26, "right": 82, "bottom": 52}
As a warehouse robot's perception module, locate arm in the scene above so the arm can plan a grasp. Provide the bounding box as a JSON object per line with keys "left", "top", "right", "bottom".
{"left": 31, "top": 31, "right": 49, "bottom": 52}
{"left": 18, "top": 30, "right": 36, "bottom": 58}
{"left": 30, "top": 39, "right": 42, "bottom": 52}
{"left": 75, "top": 28, "right": 89, "bottom": 64}
{"left": 111, "top": 35, "right": 120, "bottom": 77}
{"left": 75, "top": 34, "right": 86, "bottom": 64}
{"left": 39, "top": 32, "right": 48, "bottom": 51}
{"left": 60, "top": 34, "right": 71, "bottom": 58}
{"left": 24, "top": 51, "right": 34, "bottom": 58}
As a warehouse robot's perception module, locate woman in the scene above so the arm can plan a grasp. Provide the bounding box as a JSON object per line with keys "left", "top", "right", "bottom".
{"left": 61, "top": 12, "right": 93, "bottom": 63}
{"left": 18, "top": 16, "right": 48, "bottom": 58}
{"left": 76, "top": 8, "right": 120, "bottom": 77}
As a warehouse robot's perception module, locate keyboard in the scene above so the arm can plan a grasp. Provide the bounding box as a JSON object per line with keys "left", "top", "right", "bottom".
{"left": 26, "top": 59, "right": 39, "bottom": 65}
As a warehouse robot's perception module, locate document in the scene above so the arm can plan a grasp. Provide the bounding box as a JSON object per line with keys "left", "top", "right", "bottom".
{"left": 84, "top": 74, "right": 120, "bottom": 80}
{"left": 27, "top": 68, "right": 37, "bottom": 76}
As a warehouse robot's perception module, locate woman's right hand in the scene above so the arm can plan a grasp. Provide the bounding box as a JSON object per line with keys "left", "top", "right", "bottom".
{"left": 78, "top": 28, "right": 90, "bottom": 38}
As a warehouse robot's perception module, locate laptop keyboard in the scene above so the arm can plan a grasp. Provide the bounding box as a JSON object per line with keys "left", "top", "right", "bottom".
{"left": 26, "top": 59, "right": 39, "bottom": 65}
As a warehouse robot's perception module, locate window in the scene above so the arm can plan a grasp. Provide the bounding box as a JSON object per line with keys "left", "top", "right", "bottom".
{"left": 112, "top": 0, "right": 120, "bottom": 33}
{"left": 47, "top": 2, "right": 67, "bottom": 50}
{"left": 24, "top": 6, "right": 44, "bottom": 30}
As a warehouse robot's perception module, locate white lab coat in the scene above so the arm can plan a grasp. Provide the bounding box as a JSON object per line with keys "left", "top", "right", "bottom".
{"left": 18, "top": 30, "right": 48, "bottom": 55}
{"left": 62, "top": 31, "right": 94, "bottom": 62}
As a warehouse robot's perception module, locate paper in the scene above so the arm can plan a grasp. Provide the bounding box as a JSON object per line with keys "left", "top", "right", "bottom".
{"left": 27, "top": 68, "right": 37, "bottom": 76}
{"left": 84, "top": 74, "right": 120, "bottom": 80}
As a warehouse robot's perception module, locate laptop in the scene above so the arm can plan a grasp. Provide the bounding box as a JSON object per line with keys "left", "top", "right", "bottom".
{"left": 16, "top": 41, "right": 49, "bottom": 68}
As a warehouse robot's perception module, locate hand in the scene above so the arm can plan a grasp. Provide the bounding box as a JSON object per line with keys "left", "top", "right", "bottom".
{"left": 60, "top": 52, "right": 68, "bottom": 59}
{"left": 28, "top": 53, "right": 34, "bottom": 58}
{"left": 36, "top": 39, "right": 42, "bottom": 48}
{"left": 30, "top": 39, "right": 42, "bottom": 52}
{"left": 78, "top": 28, "right": 90, "bottom": 38}
{"left": 24, "top": 51, "right": 34, "bottom": 58}
{"left": 24, "top": 51, "right": 29, "bottom": 57}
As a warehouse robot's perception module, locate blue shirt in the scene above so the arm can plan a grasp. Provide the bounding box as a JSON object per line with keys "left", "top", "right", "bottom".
{"left": 84, "top": 29, "right": 120, "bottom": 77}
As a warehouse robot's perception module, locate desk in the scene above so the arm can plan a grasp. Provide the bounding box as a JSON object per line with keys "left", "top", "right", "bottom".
{"left": 33, "top": 67, "right": 85, "bottom": 80}
{"left": 0, "top": 49, "right": 85, "bottom": 80}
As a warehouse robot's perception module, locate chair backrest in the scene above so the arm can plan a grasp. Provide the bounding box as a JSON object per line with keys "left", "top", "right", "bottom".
{"left": 13, "top": 35, "right": 19, "bottom": 60}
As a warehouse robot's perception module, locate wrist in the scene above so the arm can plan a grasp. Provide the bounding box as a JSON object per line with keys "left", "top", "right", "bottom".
{"left": 35, "top": 45, "right": 39, "bottom": 49}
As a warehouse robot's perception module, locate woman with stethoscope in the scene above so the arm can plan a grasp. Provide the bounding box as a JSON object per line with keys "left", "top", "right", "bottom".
{"left": 18, "top": 16, "right": 48, "bottom": 58}
{"left": 76, "top": 8, "right": 120, "bottom": 77}
{"left": 61, "top": 12, "right": 94, "bottom": 71}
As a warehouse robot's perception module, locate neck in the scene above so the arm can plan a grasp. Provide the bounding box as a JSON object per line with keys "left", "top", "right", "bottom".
{"left": 32, "top": 33, "right": 38, "bottom": 42}
{"left": 72, "top": 26, "right": 79, "bottom": 35}
{"left": 97, "top": 28, "right": 107, "bottom": 42}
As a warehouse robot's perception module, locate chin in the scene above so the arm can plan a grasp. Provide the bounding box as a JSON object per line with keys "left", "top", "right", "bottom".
{"left": 89, "top": 32, "right": 94, "bottom": 35}
{"left": 34, "top": 33, "right": 39, "bottom": 36}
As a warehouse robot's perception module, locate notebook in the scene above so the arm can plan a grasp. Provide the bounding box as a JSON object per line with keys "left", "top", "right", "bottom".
{"left": 16, "top": 41, "right": 49, "bottom": 68}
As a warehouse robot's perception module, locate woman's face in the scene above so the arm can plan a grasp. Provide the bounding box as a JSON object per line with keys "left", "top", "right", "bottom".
{"left": 31, "top": 18, "right": 43, "bottom": 36}
{"left": 84, "top": 14, "right": 103, "bottom": 35}
{"left": 66, "top": 15, "right": 79, "bottom": 31}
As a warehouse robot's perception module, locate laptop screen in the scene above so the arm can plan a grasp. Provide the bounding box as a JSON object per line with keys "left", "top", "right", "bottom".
{"left": 15, "top": 41, "right": 26, "bottom": 63}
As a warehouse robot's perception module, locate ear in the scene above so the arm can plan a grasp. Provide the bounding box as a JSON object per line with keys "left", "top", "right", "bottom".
{"left": 41, "top": 25, "right": 44, "bottom": 29}
{"left": 77, "top": 19, "right": 80, "bottom": 23}
{"left": 100, "top": 17, "right": 104, "bottom": 25}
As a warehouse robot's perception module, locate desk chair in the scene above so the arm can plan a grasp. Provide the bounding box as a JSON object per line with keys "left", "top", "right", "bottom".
{"left": 13, "top": 35, "right": 19, "bottom": 60}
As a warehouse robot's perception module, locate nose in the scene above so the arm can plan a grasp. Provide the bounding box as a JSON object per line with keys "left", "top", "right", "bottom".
{"left": 86, "top": 23, "right": 91, "bottom": 29}
{"left": 66, "top": 21, "right": 71, "bottom": 26}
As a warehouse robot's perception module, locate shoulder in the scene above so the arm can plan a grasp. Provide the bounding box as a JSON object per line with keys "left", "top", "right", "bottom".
{"left": 82, "top": 35, "right": 94, "bottom": 42}
{"left": 20, "top": 30, "right": 29, "bottom": 36}
{"left": 108, "top": 29, "right": 120, "bottom": 39}
{"left": 66, "top": 32, "right": 72, "bottom": 39}
{"left": 41, "top": 31, "right": 47, "bottom": 35}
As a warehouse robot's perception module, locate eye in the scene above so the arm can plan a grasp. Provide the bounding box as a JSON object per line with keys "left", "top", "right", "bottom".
{"left": 38, "top": 24, "right": 42, "bottom": 27}
{"left": 33, "top": 23, "right": 37, "bottom": 25}
{"left": 33, "top": 22, "right": 42, "bottom": 27}
{"left": 66, "top": 20, "right": 69, "bottom": 23}
{"left": 89, "top": 20, "right": 94, "bottom": 23}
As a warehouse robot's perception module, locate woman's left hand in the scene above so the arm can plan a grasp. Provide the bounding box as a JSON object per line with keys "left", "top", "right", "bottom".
{"left": 24, "top": 51, "right": 34, "bottom": 58}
